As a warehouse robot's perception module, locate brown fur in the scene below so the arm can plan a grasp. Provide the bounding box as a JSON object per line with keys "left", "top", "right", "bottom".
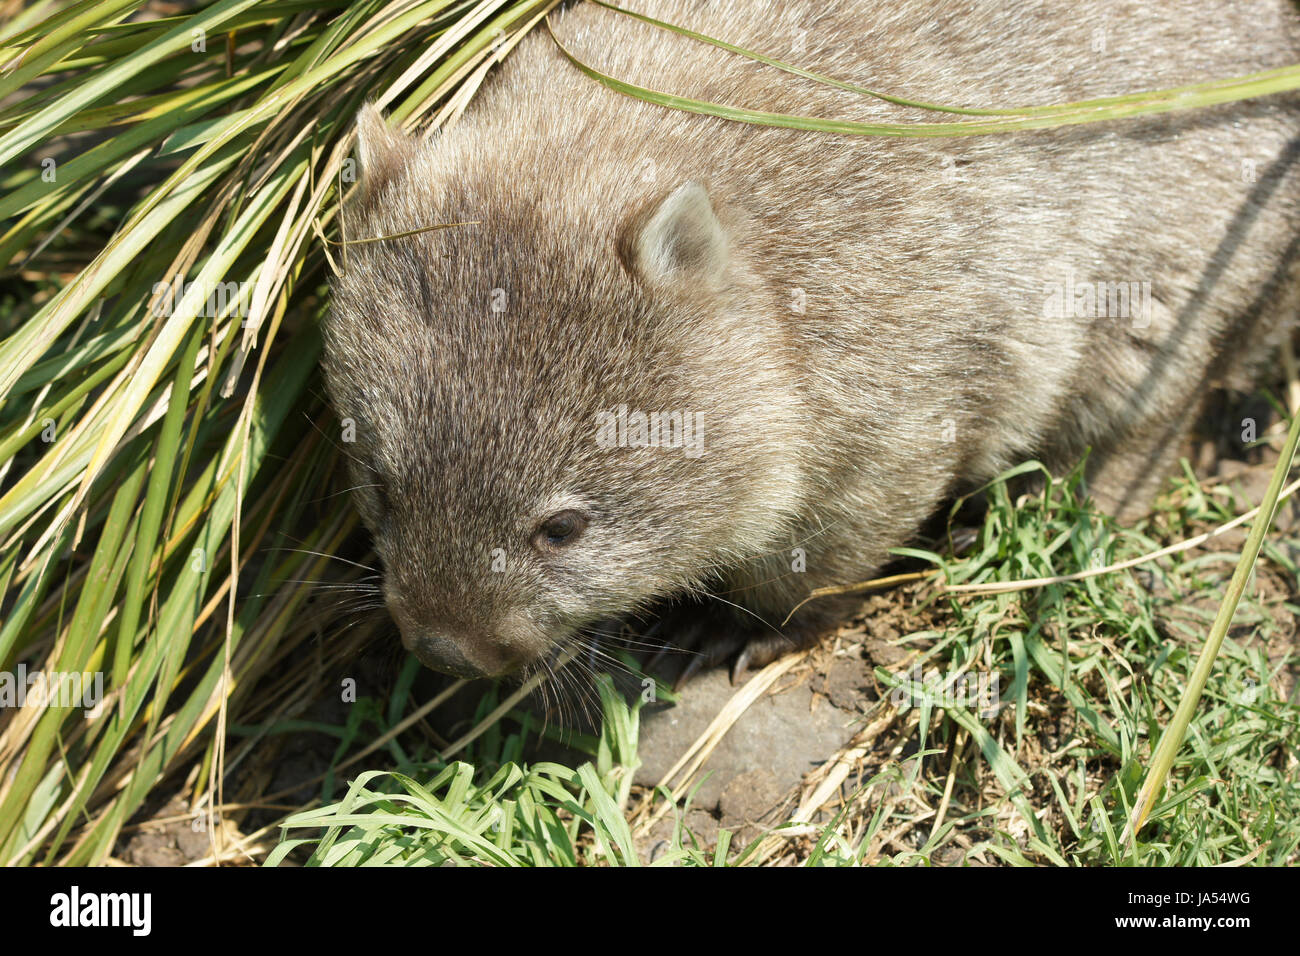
{"left": 324, "top": 0, "right": 1300, "bottom": 681}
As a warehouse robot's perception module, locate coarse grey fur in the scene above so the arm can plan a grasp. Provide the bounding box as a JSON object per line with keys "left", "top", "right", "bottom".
{"left": 323, "top": 0, "right": 1300, "bottom": 682}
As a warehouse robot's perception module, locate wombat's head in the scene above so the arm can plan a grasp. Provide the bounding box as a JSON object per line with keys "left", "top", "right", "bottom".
{"left": 322, "top": 105, "right": 804, "bottom": 680}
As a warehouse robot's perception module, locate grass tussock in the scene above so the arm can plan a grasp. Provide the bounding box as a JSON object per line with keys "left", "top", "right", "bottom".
{"left": 0, "top": 0, "right": 560, "bottom": 866}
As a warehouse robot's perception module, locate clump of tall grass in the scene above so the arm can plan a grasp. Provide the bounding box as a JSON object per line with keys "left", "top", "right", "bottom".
{"left": 0, "top": 0, "right": 561, "bottom": 866}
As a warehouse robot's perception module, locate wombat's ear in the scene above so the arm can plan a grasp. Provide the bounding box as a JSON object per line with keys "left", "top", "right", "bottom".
{"left": 624, "top": 181, "right": 729, "bottom": 288}
{"left": 352, "top": 103, "right": 415, "bottom": 196}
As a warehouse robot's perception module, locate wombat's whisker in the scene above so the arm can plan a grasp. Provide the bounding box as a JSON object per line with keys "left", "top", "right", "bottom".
{"left": 302, "top": 483, "right": 385, "bottom": 506}
{"left": 559, "top": 652, "right": 611, "bottom": 725}
{"left": 532, "top": 632, "right": 626, "bottom": 726}
{"left": 262, "top": 546, "right": 377, "bottom": 573}
{"left": 300, "top": 408, "right": 367, "bottom": 469}
{"left": 532, "top": 656, "right": 563, "bottom": 734}
{"left": 687, "top": 590, "right": 782, "bottom": 639}
{"left": 596, "top": 634, "right": 678, "bottom": 654}
{"left": 327, "top": 603, "right": 388, "bottom": 618}
{"left": 274, "top": 579, "right": 381, "bottom": 591}
{"left": 573, "top": 632, "right": 646, "bottom": 675}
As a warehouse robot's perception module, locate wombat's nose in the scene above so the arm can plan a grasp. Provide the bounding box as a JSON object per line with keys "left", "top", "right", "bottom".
{"left": 405, "top": 632, "right": 479, "bottom": 677}
{"left": 401, "top": 628, "right": 517, "bottom": 679}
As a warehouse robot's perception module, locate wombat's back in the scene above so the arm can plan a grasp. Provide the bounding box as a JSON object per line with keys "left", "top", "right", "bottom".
{"left": 467, "top": 0, "right": 1300, "bottom": 495}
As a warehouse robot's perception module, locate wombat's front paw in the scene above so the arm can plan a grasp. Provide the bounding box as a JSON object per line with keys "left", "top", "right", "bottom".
{"left": 677, "top": 628, "right": 804, "bottom": 689}
{"left": 645, "top": 597, "right": 845, "bottom": 689}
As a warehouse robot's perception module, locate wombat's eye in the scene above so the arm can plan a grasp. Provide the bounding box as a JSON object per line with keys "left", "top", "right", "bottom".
{"left": 534, "top": 510, "right": 587, "bottom": 550}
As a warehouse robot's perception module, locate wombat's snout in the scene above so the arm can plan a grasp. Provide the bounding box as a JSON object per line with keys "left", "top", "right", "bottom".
{"left": 398, "top": 625, "right": 523, "bottom": 680}
{"left": 386, "top": 590, "right": 534, "bottom": 679}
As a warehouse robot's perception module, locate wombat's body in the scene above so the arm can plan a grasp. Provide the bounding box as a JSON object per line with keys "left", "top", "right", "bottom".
{"left": 325, "top": 1, "right": 1300, "bottom": 682}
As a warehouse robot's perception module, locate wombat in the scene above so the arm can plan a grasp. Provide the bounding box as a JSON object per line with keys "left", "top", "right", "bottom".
{"left": 323, "top": 0, "right": 1300, "bottom": 685}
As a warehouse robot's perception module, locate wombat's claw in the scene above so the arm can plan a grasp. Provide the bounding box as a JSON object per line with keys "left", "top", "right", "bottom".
{"left": 644, "top": 615, "right": 713, "bottom": 680}
{"left": 674, "top": 653, "right": 708, "bottom": 690}
{"left": 728, "top": 645, "right": 755, "bottom": 685}
{"left": 727, "top": 634, "right": 799, "bottom": 685}
{"left": 671, "top": 632, "right": 743, "bottom": 690}
{"left": 643, "top": 643, "right": 673, "bottom": 676}
{"left": 649, "top": 603, "right": 810, "bottom": 689}
{"left": 673, "top": 632, "right": 792, "bottom": 690}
